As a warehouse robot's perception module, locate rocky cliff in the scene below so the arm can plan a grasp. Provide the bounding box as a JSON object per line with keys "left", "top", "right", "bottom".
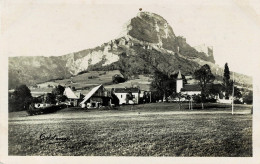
{"left": 8, "top": 11, "right": 251, "bottom": 89}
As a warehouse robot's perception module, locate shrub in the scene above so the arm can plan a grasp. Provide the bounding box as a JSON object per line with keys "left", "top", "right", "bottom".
{"left": 45, "top": 93, "right": 56, "bottom": 104}
{"left": 26, "top": 104, "right": 66, "bottom": 116}
{"left": 88, "top": 76, "right": 98, "bottom": 79}
{"left": 243, "top": 91, "right": 253, "bottom": 104}
{"left": 112, "top": 75, "right": 126, "bottom": 84}
{"left": 234, "top": 99, "right": 243, "bottom": 104}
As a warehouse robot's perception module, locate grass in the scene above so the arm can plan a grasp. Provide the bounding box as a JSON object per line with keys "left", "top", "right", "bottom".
{"left": 30, "top": 70, "right": 152, "bottom": 94}
{"left": 32, "top": 70, "right": 122, "bottom": 91}
{"left": 8, "top": 103, "right": 252, "bottom": 156}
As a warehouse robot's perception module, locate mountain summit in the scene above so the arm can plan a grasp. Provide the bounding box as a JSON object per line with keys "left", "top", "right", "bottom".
{"left": 121, "top": 12, "right": 176, "bottom": 47}
{"left": 120, "top": 11, "right": 214, "bottom": 62}
{"left": 8, "top": 11, "right": 251, "bottom": 89}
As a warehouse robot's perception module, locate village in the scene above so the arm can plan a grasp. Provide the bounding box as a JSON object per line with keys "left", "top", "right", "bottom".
{"left": 7, "top": 65, "right": 253, "bottom": 156}
{"left": 10, "top": 67, "right": 248, "bottom": 116}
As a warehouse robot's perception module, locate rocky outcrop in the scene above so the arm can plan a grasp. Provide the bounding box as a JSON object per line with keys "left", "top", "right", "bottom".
{"left": 8, "top": 11, "right": 250, "bottom": 89}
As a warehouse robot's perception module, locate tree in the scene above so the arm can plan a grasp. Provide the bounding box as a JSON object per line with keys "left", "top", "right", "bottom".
{"left": 71, "top": 86, "right": 76, "bottom": 91}
{"left": 112, "top": 74, "right": 126, "bottom": 84}
{"left": 13, "top": 84, "right": 32, "bottom": 99}
{"left": 9, "top": 84, "right": 32, "bottom": 112}
{"left": 194, "top": 64, "right": 215, "bottom": 109}
{"left": 243, "top": 90, "right": 253, "bottom": 104}
{"left": 56, "top": 95, "right": 67, "bottom": 102}
{"left": 150, "top": 70, "right": 176, "bottom": 101}
{"left": 223, "top": 63, "right": 232, "bottom": 99}
{"left": 234, "top": 86, "right": 242, "bottom": 98}
{"left": 45, "top": 93, "right": 56, "bottom": 104}
{"left": 52, "top": 85, "right": 65, "bottom": 96}
{"left": 126, "top": 92, "right": 133, "bottom": 104}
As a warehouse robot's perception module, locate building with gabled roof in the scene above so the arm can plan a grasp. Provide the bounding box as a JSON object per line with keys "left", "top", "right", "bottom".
{"left": 180, "top": 84, "right": 201, "bottom": 95}
{"left": 175, "top": 69, "right": 202, "bottom": 96}
{"left": 80, "top": 85, "right": 111, "bottom": 108}
{"left": 63, "top": 87, "right": 82, "bottom": 106}
{"left": 113, "top": 87, "right": 140, "bottom": 105}
{"left": 64, "top": 87, "right": 78, "bottom": 99}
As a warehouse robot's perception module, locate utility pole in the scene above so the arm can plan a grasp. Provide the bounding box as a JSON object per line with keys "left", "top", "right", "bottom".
{"left": 232, "top": 72, "right": 234, "bottom": 115}
{"left": 191, "top": 96, "right": 193, "bottom": 110}
{"left": 150, "top": 91, "right": 152, "bottom": 103}
{"left": 189, "top": 99, "right": 190, "bottom": 110}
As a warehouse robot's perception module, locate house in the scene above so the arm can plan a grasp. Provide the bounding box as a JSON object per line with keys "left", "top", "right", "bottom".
{"left": 80, "top": 85, "right": 111, "bottom": 108}
{"left": 63, "top": 87, "right": 81, "bottom": 106}
{"left": 113, "top": 88, "right": 140, "bottom": 105}
{"left": 181, "top": 84, "right": 201, "bottom": 96}
{"left": 216, "top": 91, "right": 232, "bottom": 104}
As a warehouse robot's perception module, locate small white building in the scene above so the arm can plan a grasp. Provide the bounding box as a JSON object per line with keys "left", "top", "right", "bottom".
{"left": 181, "top": 85, "right": 201, "bottom": 96}
{"left": 113, "top": 88, "right": 140, "bottom": 105}
{"left": 63, "top": 87, "right": 80, "bottom": 106}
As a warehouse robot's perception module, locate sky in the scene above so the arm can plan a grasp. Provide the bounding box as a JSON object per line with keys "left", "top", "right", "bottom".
{"left": 1, "top": 0, "right": 260, "bottom": 76}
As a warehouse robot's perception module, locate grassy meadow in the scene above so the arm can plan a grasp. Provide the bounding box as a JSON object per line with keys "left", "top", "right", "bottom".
{"left": 8, "top": 103, "right": 252, "bottom": 156}
{"left": 30, "top": 70, "right": 152, "bottom": 95}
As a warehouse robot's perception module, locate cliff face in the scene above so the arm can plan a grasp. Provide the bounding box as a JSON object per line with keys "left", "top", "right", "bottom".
{"left": 127, "top": 12, "right": 176, "bottom": 50}
{"left": 8, "top": 11, "right": 251, "bottom": 89}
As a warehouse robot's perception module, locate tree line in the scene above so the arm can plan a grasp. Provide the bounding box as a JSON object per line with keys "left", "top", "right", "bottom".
{"left": 8, "top": 85, "right": 67, "bottom": 112}
{"left": 150, "top": 63, "right": 253, "bottom": 108}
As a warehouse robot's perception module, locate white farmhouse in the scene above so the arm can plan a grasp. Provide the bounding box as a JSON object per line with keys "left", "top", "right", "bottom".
{"left": 113, "top": 88, "right": 140, "bottom": 105}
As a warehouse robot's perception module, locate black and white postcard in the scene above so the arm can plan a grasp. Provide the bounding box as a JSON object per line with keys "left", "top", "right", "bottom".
{"left": 1, "top": 0, "right": 260, "bottom": 163}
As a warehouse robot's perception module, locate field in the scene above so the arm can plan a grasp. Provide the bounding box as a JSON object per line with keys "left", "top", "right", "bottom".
{"left": 8, "top": 103, "right": 252, "bottom": 156}
{"left": 33, "top": 70, "right": 121, "bottom": 90}
{"left": 29, "top": 70, "right": 152, "bottom": 95}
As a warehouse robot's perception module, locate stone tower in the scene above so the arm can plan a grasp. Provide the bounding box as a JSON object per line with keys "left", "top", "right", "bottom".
{"left": 176, "top": 70, "right": 183, "bottom": 93}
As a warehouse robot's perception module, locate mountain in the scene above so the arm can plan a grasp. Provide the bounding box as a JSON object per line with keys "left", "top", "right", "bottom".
{"left": 8, "top": 11, "right": 252, "bottom": 89}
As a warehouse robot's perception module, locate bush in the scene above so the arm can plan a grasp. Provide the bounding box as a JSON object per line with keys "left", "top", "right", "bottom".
{"left": 193, "top": 95, "right": 202, "bottom": 103}
{"left": 88, "top": 76, "right": 98, "bottom": 79}
{"left": 56, "top": 95, "right": 67, "bottom": 102}
{"left": 26, "top": 104, "right": 66, "bottom": 116}
{"left": 205, "top": 98, "right": 217, "bottom": 103}
{"left": 45, "top": 93, "right": 56, "bottom": 104}
{"left": 112, "top": 75, "right": 126, "bottom": 84}
{"left": 243, "top": 91, "right": 253, "bottom": 104}
{"left": 234, "top": 99, "right": 243, "bottom": 104}
{"left": 52, "top": 85, "right": 65, "bottom": 96}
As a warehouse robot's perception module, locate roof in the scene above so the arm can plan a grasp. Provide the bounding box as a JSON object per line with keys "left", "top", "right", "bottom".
{"left": 177, "top": 70, "right": 182, "bottom": 79}
{"left": 181, "top": 84, "right": 201, "bottom": 92}
{"left": 74, "top": 92, "right": 82, "bottom": 98}
{"left": 63, "top": 87, "right": 79, "bottom": 99}
{"left": 113, "top": 88, "right": 140, "bottom": 93}
{"left": 80, "top": 85, "right": 103, "bottom": 105}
